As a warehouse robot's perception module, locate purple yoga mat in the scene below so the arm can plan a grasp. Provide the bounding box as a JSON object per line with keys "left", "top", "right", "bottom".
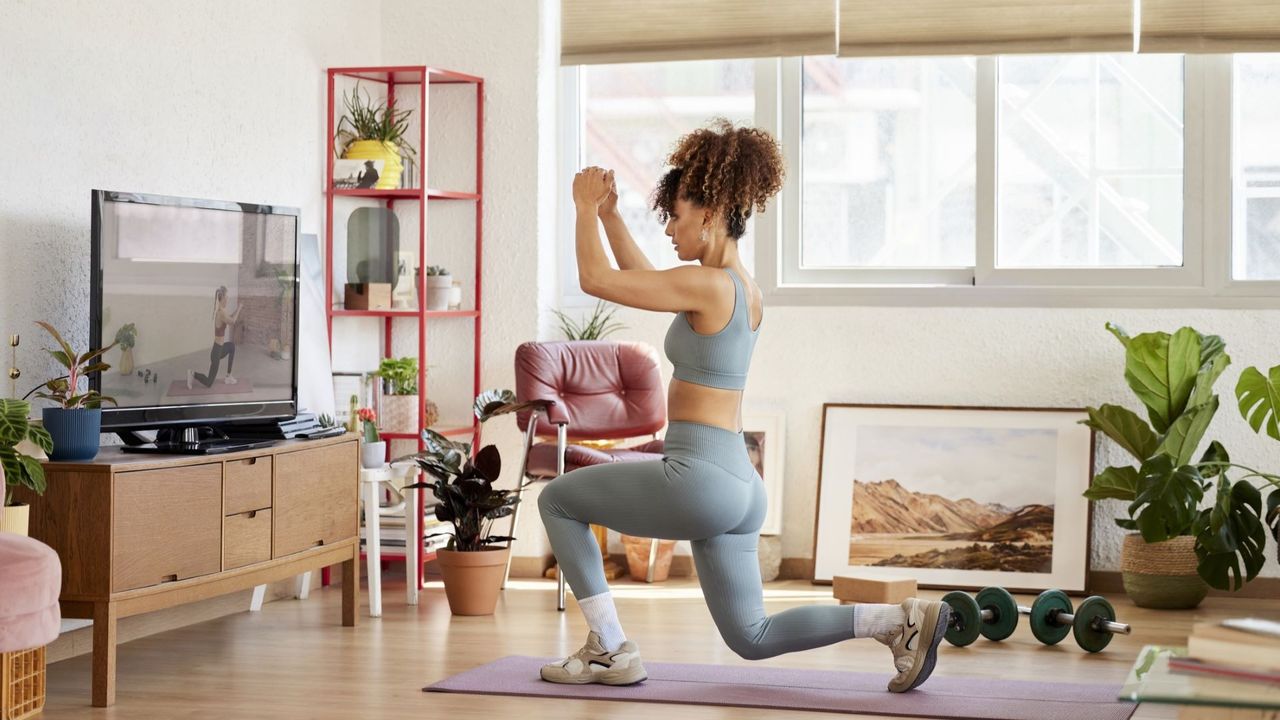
{"left": 425, "top": 656, "right": 1137, "bottom": 720}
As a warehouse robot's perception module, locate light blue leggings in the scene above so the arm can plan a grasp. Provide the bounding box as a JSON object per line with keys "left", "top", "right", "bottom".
{"left": 537, "top": 420, "right": 858, "bottom": 660}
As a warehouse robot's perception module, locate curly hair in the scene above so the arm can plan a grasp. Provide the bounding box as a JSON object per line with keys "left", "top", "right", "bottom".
{"left": 651, "top": 119, "right": 785, "bottom": 240}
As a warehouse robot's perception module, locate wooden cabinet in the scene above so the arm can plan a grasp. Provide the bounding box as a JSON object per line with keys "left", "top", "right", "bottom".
{"left": 20, "top": 435, "right": 360, "bottom": 708}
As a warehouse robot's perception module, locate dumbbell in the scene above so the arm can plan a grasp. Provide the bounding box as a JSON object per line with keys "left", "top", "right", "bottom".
{"left": 941, "top": 587, "right": 1131, "bottom": 653}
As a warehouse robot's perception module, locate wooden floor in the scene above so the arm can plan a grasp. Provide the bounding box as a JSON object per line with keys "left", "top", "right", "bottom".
{"left": 44, "top": 575, "right": 1259, "bottom": 719}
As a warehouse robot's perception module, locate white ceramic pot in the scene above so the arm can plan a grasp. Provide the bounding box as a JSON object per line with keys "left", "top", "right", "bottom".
{"left": 426, "top": 274, "right": 452, "bottom": 310}
{"left": 0, "top": 503, "right": 30, "bottom": 536}
{"left": 361, "top": 441, "right": 387, "bottom": 469}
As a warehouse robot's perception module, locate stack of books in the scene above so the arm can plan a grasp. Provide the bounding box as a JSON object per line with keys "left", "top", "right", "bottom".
{"left": 360, "top": 507, "right": 455, "bottom": 555}
{"left": 1176, "top": 618, "right": 1280, "bottom": 683}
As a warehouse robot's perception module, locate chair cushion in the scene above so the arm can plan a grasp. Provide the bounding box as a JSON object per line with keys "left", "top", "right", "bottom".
{"left": 527, "top": 439, "right": 665, "bottom": 478}
{"left": 514, "top": 340, "right": 666, "bottom": 440}
{"left": 0, "top": 532, "right": 62, "bottom": 652}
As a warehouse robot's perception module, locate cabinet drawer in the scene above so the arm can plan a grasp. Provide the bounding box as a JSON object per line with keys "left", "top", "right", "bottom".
{"left": 113, "top": 463, "right": 222, "bottom": 592}
{"left": 224, "top": 455, "right": 272, "bottom": 515}
{"left": 273, "top": 442, "right": 358, "bottom": 557}
{"left": 223, "top": 509, "right": 272, "bottom": 570}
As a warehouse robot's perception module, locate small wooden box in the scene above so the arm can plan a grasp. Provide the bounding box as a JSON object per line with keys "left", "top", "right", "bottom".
{"left": 833, "top": 575, "right": 917, "bottom": 605}
{"left": 344, "top": 283, "right": 392, "bottom": 310}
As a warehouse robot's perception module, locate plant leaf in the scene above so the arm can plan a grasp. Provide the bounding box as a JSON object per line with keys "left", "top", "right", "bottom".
{"left": 1195, "top": 479, "right": 1266, "bottom": 591}
{"left": 0, "top": 399, "right": 31, "bottom": 447}
{"left": 1266, "top": 488, "right": 1280, "bottom": 563}
{"left": 1130, "top": 455, "right": 1204, "bottom": 542}
{"left": 1190, "top": 344, "right": 1230, "bottom": 409}
{"left": 1197, "top": 440, "right": 1229, "bottom": 479}
{"left": 1124, "top": 328, "right": 1200, "bottom": 434}
{"left": 1082, "top": 404, "right": 1158, "bottom": 461}
{"left": 1105, "top": 321, "right": 1132, "bottom": 348}
{"left": 1236, "top": 365, "right": 1280, "bottom": 441}
{"left": 1085, "top": 465, "right": 1141, "bottom": 502}
{"left": 26, "top": 425, "right": 53, "bottom": 455}
{"left": 1156, "top": 395, "right": 1219, "bottom": 466}
{"left": 35, "top": 321, "right": 75, "bottom": 362}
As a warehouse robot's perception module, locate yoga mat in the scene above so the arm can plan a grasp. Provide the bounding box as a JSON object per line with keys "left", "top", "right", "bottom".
{"left": 425, "top": 656, "right": 1138, "bottom": 720}
{"left": 166, "top": 379, "right": 255, "bottom": 397}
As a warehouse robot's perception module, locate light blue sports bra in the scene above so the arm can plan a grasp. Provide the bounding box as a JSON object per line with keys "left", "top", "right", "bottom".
{"left": 664, "top": 266, "right": 762, "bottom": 390}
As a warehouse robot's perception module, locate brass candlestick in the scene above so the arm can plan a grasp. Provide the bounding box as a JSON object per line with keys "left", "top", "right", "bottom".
{"left": 7, "top": 334, "right": 18, "bottom": 398}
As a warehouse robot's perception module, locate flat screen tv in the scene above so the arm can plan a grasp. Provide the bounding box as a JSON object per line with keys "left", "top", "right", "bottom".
{"left": 90, "top": 190, "right": 300, "bottom": 452}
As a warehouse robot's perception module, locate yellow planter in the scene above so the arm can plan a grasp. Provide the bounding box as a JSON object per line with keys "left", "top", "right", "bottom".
{"left": 342, "top": 140, "right": 403, "bottom": 190}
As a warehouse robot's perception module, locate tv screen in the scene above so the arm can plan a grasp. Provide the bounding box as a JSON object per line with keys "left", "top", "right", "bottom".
{"left": 91, "top": 191, "right": 299, "bottom": 430}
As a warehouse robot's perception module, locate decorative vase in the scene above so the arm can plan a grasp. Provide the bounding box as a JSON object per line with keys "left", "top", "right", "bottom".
{"left": 119, "top": 348, "right": 135, "bottom": 375}
{"left": 1121, "top": 534, "right": 1209, "bottom": 609}
{"left": 360, "top": 441, "right": 387, "bottom": 469}
{"left": 42, "top": 407, "right": 102, "bottom": 461}
{"left": 0, "top": 503, "right": 29, "bottom": 536}
{"left": 426, "top": 274, "right": 452, "bottom": 311}
{"left": 435, "top": 547, "right": 510, "bottom": 615}
{"left": 620, "top": 535, "right": 677, "bottom": 582}
{"left": 380, "top": 393, "right": 419, "bottom": 433}
{"left": 446, "top": 281, "right": 462, "bottom": 311}
{"left": 342, "top": 140, "right": 403, "bottom": 190}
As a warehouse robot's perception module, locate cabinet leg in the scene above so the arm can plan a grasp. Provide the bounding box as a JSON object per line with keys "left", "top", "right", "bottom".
{"left": 91, "top": 602, "right": 117, "bottom": 707}
{"left": 341, "top": 551, "right": 357, "bottom": 627}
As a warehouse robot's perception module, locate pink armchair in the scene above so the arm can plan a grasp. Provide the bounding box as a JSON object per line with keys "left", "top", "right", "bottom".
{"left": 505, "top": 340, "right": 667, "bottom": 610}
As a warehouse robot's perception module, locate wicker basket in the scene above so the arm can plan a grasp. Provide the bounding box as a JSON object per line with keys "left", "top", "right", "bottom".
{"left": 2, "top": 646, "right": 45, "bottom": 720}
{"left": 1121, "top": 534, "right": 1209, "bottom": 609}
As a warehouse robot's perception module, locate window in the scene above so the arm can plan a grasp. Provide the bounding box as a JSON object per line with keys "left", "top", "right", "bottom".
{"left": 561, "top": 59, "right": 756, "bottom": 302}
{"left": 997, "top": 54, "right": 1184, "bottom": 269}
{"left": 1233, "top": 54, "right": 1280, "bottom": 281}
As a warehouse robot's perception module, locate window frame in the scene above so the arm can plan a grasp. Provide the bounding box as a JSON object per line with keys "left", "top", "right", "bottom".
{"left": 560, "top": 54, "right": 1280, "bottom": 309}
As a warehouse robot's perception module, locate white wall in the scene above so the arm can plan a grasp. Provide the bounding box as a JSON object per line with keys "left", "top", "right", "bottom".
{"left": 5, "top": 0, "right": 1277, "bottom": 582}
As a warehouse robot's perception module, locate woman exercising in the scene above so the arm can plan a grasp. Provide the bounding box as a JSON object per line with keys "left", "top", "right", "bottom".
{"left": 537, "top": 120, "right": 951, "bottom": 692}
{"left": 187, "top": 286, "right": 241, "bottom": 389}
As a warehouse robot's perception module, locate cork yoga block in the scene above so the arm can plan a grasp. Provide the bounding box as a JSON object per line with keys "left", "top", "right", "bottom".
{"left": 833, "top": 575, "right": 917, "bottom": 605}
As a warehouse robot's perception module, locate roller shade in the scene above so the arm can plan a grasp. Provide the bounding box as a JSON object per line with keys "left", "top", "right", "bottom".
{"left": 1139, "top": 0, "right": 1280, "bottom": 52}
{"left": 838, "top": 0, "right": 1133, "bottom": 57}
{"left": 560, "top": 0, "right": 837, "bottom": 65}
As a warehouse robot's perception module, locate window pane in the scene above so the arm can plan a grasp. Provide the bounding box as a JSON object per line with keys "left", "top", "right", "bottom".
{"left": 1233, "top": 55, "right": 1280, "bottom": 281}
{"left": 801, "top": 56, "right": 977, "bottom": 268}
{"left": 581, "top": 60, "right": 755, "bottom": 270}
{"left": 997, "top": 54, "right": 1184, "bottom": 268}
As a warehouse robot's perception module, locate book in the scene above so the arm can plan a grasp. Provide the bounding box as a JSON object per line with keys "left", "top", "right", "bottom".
{"left": 1188, "top": 622, "right": 1280, "bottom": 672}
{"left": 1169, "top": 657, "right": 1280, "bottom": 685}
{"left": 1223, "top": 618, "right": 1280, "bottom": 641}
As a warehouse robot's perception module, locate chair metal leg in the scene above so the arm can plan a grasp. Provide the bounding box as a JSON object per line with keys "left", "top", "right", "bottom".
{"left": 556, "top": 422, "right": 567, "bottom": 611}
{"left": 502, "top": 410, "right": 540, "bottom": 589}
{"left": 645, "top": 537, "right": 659, "bottom": 583}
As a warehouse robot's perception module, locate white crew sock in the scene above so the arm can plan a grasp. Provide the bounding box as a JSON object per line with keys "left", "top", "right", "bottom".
{"left": 577, "top": 592, "right": 627, "bottom": 651}
{"left": 853, "top": 603, "right": 907, "bottom": 638}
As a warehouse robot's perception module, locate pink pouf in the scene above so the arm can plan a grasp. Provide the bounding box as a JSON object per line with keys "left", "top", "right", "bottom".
{"left": 0, "top": 532, "right": 61, "bottom": 653}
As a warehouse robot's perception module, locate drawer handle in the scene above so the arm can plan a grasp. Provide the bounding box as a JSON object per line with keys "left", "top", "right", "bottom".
{"left": 161, "top": 574, "right": 178, "bottom": 584}
{"left": 243, "top": 457, "right": 258, "bottom": 466}
{"left": 247, "top": 510, "right": 258, "bottom": 519}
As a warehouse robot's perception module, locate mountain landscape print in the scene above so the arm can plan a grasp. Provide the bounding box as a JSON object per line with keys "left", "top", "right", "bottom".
{"left": 849, "top": 425, "right": 1058, "bottom": 573}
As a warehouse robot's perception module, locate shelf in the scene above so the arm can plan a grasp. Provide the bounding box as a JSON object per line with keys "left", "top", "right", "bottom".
{"left": 329, "top": 65, "right": 483, "bottom": 85}
{"left": 328, "top": 188, "right": 480, "bottom": 201}
{"left": 331, "top": 308, "right": 478, "bottom": 319}
{"left": 380, "top": 424, "right": 473, "bottom": 440}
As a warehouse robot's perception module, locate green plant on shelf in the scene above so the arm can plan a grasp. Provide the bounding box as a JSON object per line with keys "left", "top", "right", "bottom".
{"left": 334, "top": 82, "right": 417, "bottom": 159}
{"left": 424, "top": 265, "right": 450, "bottom": 277}
{"left": 376, "top": 356, "right": 419, "bottom": 396}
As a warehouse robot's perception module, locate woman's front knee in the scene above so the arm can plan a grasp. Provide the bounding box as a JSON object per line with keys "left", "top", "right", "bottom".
{"left": 723, "top": 633, "right": 772, "bottom": 661}
{"left": 536, "top": 482, "right": 560, "bottom": 518}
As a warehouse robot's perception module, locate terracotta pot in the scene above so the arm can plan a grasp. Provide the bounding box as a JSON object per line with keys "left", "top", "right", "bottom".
{"left": 1, "top": 503, "right": 30, "bottom": 536}
{"left": 1121, "top": 534, "right": 1209, "bottom": 609}
{"left": 620, "top": 535, "right": 677, "bottom": 582}
{"left": 435, "top": 547, "right": 510, "bottom": 615}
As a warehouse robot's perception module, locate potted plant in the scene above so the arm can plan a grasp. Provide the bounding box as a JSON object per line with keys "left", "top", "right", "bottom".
{"left": 334, "top": 83, "right": 416, "bottom": 190}
{"left": 113, "top": 323, "right": 137, "bottom": 375}
{"left": 358, "top": 407, "right": 385, "bottom": 469}
{"left": 552, "top": 300, "right": 626, "bottom": 340}
{"left": 33, "top": 322, "right": 115, "bottom": 462}
{"left": 424, "top": 265, "right": 452, "bottom": 311}
{"left": 1232, "top": 362, "right": 1280, "bottom": 570}
{"left": 0, "top": 398, "right": 52, "bottom": 536}
{"left": 376, "top": 356, "right": 420, "bottom": 432}
{"left": 405, "top": 430, "right": 519, "bottom": 615}
{"left": 1082, "top": 323, "right": 1279, "bottom": 608}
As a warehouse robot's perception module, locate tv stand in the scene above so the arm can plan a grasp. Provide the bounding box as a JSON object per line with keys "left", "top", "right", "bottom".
{"left": 120, "top": 425, "right": 276, "bottom": 455}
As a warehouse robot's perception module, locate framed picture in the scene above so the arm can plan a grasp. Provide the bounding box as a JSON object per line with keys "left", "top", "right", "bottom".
{"left": 333, "top": 158, "right": 385, "bottom": 189}
{"left": 813, "top": 404, "right": 1093, "bottom": 593}
{"left": 742, "top": 407, "right": 786, "bottom": 536}
{"left": 331, "top": 371, "right": 372, "bottom": 427}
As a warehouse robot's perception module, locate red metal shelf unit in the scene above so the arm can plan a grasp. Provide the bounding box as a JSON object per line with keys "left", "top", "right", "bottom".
{"left": 324, "top": 65, "right": 484, "bottom": 589}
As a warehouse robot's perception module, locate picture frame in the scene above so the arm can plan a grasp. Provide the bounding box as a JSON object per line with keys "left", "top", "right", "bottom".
{"left": 331, "top": 371, "right": 372, "bottom": 427}
{"left": 333, "top": 158, "right": 385, "bottom": 190}
{"left": 742, "top": 407, "right": 786, "bottom": 537}
{"left": 813, "top": 403, "right": 1094, "bottom": 593}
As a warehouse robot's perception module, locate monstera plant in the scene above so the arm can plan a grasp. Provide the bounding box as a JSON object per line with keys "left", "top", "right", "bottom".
{"left": 1081, "top": 323, "right": 1279, "bottom": 607}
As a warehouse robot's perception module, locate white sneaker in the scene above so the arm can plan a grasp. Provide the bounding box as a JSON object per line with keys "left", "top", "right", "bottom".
{"left": 872, "top": 598, "right": 950, "bottom": 693}
{"left": 224, "top": 375, "right": 237, "bottom": 385}
{"left": 186, "top": 369, "right": 194, "bottom": 390}
{"left": 540, "top": 631, "right": 647, "bottom": 686}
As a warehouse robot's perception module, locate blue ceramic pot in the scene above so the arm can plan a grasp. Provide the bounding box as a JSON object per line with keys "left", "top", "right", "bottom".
{"left": 42, "top": 407, "right": 102, "bottom": 461}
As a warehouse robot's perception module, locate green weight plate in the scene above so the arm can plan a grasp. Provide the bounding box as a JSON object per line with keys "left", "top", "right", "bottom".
{"left": 976, "top": 586, "right": 1019, "bottom": 641}
{"left": 1073, "top": 596, "right": 1116, "bottom": 653}
{"left": 1029, "top": 589, "right": 1073, "bottom": 645}
{"left": 942, "top": 591, "right": 980, "bottom": 647}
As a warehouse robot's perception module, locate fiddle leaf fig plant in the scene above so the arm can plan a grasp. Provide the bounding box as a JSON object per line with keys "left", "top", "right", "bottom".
{"left": 1081, "top": 322, "right": 1280, "bottom": 592}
